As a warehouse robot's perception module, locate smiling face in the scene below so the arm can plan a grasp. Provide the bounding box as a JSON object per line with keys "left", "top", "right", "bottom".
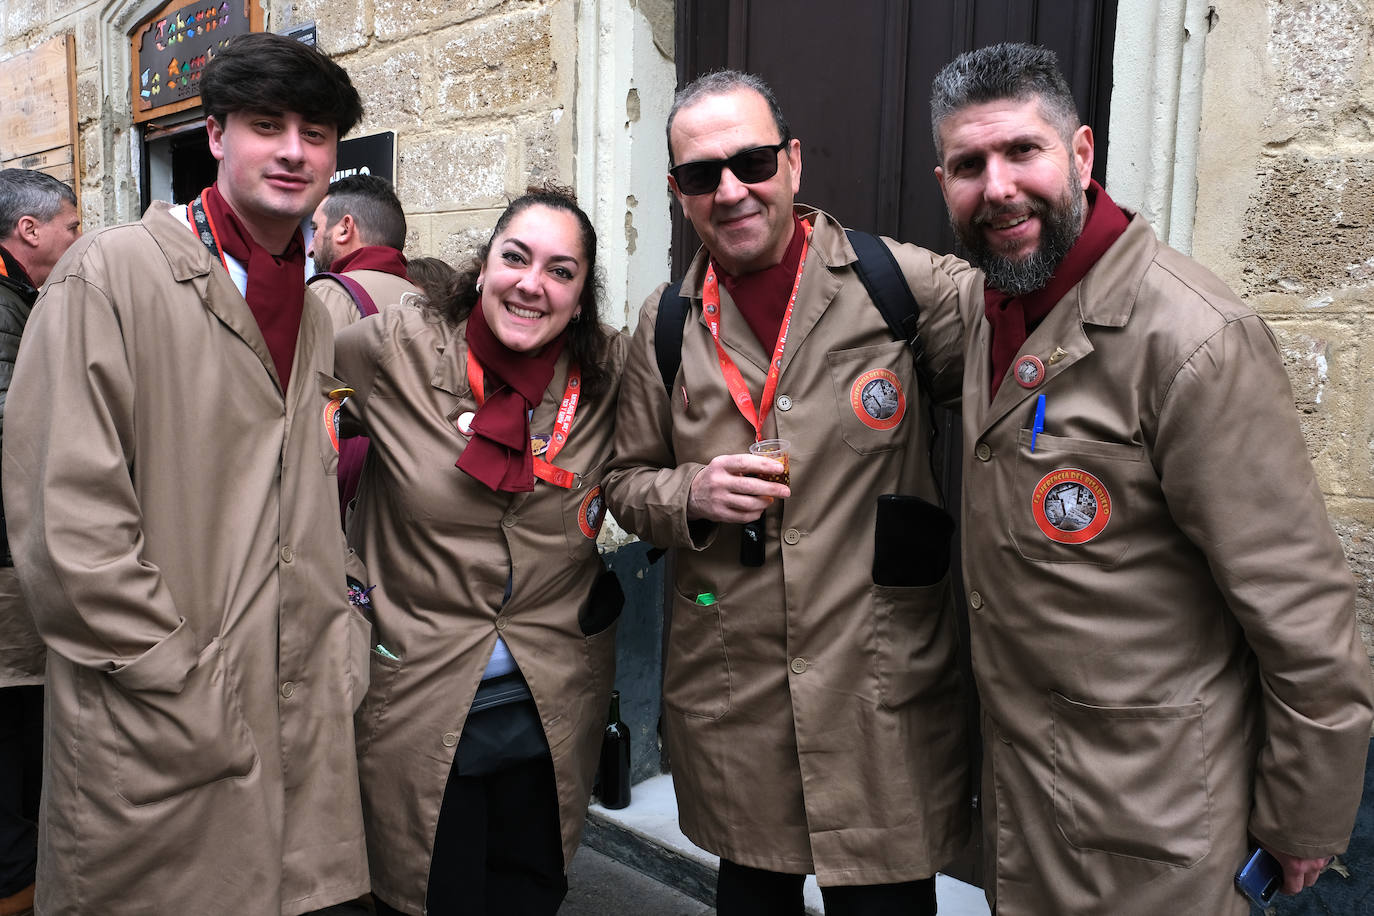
{"left": 207, "top": 108, "right": 337, "bottom": 251}
{"left": 935, "top": 96, "right": 1092, "bottom": 295}
{"left": 668, "top": 88, "right": 801, "bottom": 277}
{"left": 476, "top": 204, "right": 587, "bottom": 354}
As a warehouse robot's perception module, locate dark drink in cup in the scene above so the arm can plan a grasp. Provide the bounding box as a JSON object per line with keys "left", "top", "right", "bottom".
{"left": 749, "top": 438, "right": 791, "bottom": 486}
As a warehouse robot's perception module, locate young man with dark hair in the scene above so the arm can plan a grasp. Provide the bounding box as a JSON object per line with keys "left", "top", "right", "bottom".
{"left": 926, "top": 42, "right": 1372, "bottom": 915}
{"left": 1, "top": 32, "right": 371, "bottom": 916}
{"left": 0, "top": 167, "right": 78, "bottom": 916}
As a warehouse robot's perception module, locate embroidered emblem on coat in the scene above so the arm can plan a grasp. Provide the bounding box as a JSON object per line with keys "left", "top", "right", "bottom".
{"left": 323, "top": 399, "right": 344, "bottom": 454}
{"left": 1032, "top": 468, "right": 1112, "bottom": 544}
{"left": 849, "top": 368, "right": 906, "bottom": 430}
{"left": 578, "top": 486, "right": 606, "bottom": 539}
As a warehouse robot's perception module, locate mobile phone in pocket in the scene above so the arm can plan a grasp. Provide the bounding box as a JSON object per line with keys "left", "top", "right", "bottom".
{"left": 1235, "top": 847, "right": 1282, "bottom": 907}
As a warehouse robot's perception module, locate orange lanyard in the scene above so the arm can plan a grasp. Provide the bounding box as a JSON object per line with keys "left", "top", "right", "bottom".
{"left": 702, "top": 219, "right": 812, "bottom": 441}
{"left": 467, "top": 356, "right": 583, "bottom": 489}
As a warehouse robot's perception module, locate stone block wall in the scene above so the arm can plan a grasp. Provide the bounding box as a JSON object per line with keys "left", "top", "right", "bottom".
{"left": 0, "top": 0, "right": 582, "bottom": 271}
{"left": 1194, "top": 0, "right": 1374, "bottom": 668}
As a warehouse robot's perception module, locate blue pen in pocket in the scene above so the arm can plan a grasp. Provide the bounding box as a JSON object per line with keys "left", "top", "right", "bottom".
{"left": 1031, "top": 394, "right": 1046, "bottom": 453}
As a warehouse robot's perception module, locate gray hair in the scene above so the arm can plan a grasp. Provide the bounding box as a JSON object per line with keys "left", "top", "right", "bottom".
{"left": 666, "top": 70, "right": 791, "bottom": 166}
{"left": 0, "top": 169, "right": 77, "bottom": 240}
{"left": 929, "top": 43, "right": 1080, "bottom": 161}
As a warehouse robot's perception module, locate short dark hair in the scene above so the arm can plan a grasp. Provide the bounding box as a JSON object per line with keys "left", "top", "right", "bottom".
{"left": 0, "top": 169, "right": 77, "bottom": 240}
{"left": 431, "top": 184, "right": 614, "bottom": 400}
{"left": 321, "top": 174, "right": 407, "bottom": 250}
{"left": 929, "top": 42, "right": 1080, "bottom": 161}
{"left": 666, "top": 70, "right": 791, "bottom": 166}
{"left": 200, "top": 32, "right": 363, "bottom": 137}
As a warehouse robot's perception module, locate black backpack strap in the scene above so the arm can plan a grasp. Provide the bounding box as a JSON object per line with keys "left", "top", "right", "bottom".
{"left": 653, "top": 279, "right": 688, "bottom": 399}
{"left": 845, "top": 229, "right": 923, "bottom": 369}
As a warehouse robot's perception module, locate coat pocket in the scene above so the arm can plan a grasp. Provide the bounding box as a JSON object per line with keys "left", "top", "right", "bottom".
{"left": 1051, "top": 692, "right": 1212, "bottom": 866}
{"left": 104, "top": 638, "right": 258, "bottom": 806}
{"left": 354, "top": 647, "right": 403, "bottom": 758}
{"left": 346, "top": 606, "right": 373, "bottom": 711}
{"left": 872, "top": 575, "right": 959, "bottom": 709}
{"left": 663, "top": 585, "right": 731, "bottom": 720}
{"left": 825, "top": 341, "right": 915, "bottom": 456}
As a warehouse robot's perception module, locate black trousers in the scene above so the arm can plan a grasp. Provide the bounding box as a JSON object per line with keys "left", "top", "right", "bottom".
{"left": 0, "top": 685, "right": 41, "bottom": 898}
{"left": 376, "top": 705, "right": 566, "bottom": 916}
{"left": 716, "top": 858, "right": 938, "bottom": 916}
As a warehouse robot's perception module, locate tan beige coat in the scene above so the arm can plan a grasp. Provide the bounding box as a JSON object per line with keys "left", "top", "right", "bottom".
{"left": 335, "top": 304, "right": 625, "bottom": 914}
{"left": 953, "top": 213, "right": 1373, "bottom": 914}
{"left": 604, "top": 207, "right": 980, "bottom": 885}
{"left": 2, "top": 203, "right": 371, "bottom": 916}
{"left": 312, "top": 268, "right": 420, "bottom": 331}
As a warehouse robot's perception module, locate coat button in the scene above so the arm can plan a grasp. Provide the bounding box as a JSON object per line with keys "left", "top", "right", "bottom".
{"left": 783, "top": 528, "right": 801, "bottom": 545}
{"left": 502, "top": 514, "right": 517, "bottom": 528}
{"left": 442, "top": 732, "right": 458, "bottom": 747}
{"left": 776, "top": 394, "right": 793, "bottom": 411}
{"left": 790, "top": 657, "right": 807, "bottom": 674}
{"left": 280, "top": 545, "right": 294, "bottom": 564}
{"left": 975, "top": 443, "right": 991, "bottom": 461}
{"left": 969, "top": 590, "right": 983, "bottom": 609}
{"left": 495, "top": 616, "right": 509, "bottom": 631}
{"left": 280, "top": 681, "right": 295, "bottom": 699}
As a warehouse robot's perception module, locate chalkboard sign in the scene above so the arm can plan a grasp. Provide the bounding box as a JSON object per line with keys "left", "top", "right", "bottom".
{"left": 131, "top": 0, "right": 263, "bottom": 124}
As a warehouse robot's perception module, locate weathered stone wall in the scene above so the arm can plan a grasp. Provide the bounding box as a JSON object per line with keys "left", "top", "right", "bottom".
{"left": 1194, "top": 0, "right": 1374, "bottom": 668}
{"left": 0, "top": 0, "right": 585, "bottom": 269}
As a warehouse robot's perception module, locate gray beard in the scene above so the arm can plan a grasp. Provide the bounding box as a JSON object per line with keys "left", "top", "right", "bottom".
{"left": 955, "top": 187, "right": 1084, "bottom": 297}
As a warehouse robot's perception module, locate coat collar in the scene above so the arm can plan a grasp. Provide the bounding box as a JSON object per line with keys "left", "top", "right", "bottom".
{"left": 974, "top": 209, "right": 1160, "bottom": 432}
{"left": 142, "top": 201, "right": 314, "bottom": 398}
{"left": 678, "top": 203, "right": 848, "bottom": 376}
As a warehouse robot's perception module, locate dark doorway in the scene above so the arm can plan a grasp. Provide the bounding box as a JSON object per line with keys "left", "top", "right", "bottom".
{"left": 672, "top": 0, "right": 1120, "bottom": 891}
{"left": 141, "top": 120, "right": 218, "bottom": 214}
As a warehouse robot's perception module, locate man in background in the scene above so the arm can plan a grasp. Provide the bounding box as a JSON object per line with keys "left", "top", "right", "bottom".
{"left": 307, "top": 173, "right": 418, "bottom": 330}
{"left": 0, "top": 167, "right": 79, "bottom": 916}
{"left": 306, "top": 173, "right": 418, "bottom": 520}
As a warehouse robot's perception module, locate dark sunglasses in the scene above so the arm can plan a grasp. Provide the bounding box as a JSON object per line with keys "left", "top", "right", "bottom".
{"left": 669, "top": 140, "right": 788, "bottom": 196}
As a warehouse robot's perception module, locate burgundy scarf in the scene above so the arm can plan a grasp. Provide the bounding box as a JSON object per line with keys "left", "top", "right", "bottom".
{"left": 716, "top": 216, "right": 805, "bottom": 348}
{"left": 203, "top": 184, "right": 307, "bottom": 390}
{"left": 983, "top": 181, "right": 1129, "bottom": 397}
{"left": 331, "top": 245, "right": 411, "bottom": 280}
{"left": 457, "top": 303, "right": 566, "bottom": 492}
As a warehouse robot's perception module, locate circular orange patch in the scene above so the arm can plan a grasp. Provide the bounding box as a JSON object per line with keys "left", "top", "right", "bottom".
{"left": 1031, "top": 468, "right": 1111, "bottom": 544}
{"left": 849, "top": 368, "right": 906, "bottom": 430}
{"left": 578, "top": 486, "right": 606, "bottom": 539}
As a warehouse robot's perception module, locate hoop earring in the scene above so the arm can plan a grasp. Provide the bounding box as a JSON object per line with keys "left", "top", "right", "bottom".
{"left": 571, "top": 311, "right": 581, "bottom": 323}
{"left": 475, "top": 281, "right": 483, "bottom": 293}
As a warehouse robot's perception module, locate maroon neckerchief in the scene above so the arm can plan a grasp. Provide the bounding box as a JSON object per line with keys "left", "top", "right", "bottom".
{"left": 331, "top": 245, "right": 411, "bottom": 280}
{"left": 716, "top": 216, "right": 805, "bottom": 348}
{"left": 984, "top": 181, "right": 1129, "bottom": 397}
{"left": 202, "top": 183, "right": 306, "bottom": 391}
{"left": 457, "top": 303, "right": 567, "bottom": 492}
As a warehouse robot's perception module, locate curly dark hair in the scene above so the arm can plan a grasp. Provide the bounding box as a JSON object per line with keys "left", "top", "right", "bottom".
{"left": 428, "top": 184, "right": 614, "bottom": 400}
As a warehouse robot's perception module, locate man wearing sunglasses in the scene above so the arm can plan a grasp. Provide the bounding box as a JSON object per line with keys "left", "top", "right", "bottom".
{"left": 606, "top": 71, "right": 980, "bottom": 915}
